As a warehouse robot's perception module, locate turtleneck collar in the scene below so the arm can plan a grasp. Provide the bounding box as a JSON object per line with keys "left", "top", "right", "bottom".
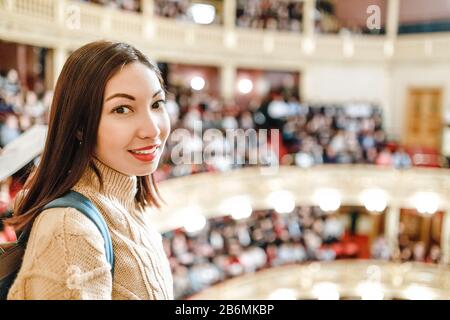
{"left": 72, "top": 157, "right": 138, "bottom": 211}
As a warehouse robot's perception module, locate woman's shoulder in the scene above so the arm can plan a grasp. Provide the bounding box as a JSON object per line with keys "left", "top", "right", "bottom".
{"left": 8, "top": 207, "right": 112, "bottom": 300}
{"left": 24, "top": 207, "right": 107, "bottom": 265}
{"left": 32, "top": 206, "right": 104, "bottom": 241}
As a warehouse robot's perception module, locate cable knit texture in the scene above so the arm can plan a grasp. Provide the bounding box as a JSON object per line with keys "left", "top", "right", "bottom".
{"left": 7, "top": 158, "right": 173, "bottom": 300}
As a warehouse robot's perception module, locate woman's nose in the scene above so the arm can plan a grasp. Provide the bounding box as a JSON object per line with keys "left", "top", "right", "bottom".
{"left": 137, "top": 111, "right": 161, "bottom": 139}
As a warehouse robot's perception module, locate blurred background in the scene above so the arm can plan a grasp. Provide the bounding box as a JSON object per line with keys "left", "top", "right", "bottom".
{"left": 1, "top": 0, "right": 450, "bottom": 300}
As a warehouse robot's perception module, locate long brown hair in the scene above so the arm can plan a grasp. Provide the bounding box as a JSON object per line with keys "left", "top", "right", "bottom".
{"left": 6, "top": 41, "right": 164, "bottom": 232}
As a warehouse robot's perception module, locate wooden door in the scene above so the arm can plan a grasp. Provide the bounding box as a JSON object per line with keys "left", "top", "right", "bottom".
{"left": 404, "top": 88, "right": 443, "bottom": 151}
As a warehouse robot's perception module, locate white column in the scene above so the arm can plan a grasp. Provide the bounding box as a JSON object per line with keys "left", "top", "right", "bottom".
{"left": 142, "top": 0, "right": 156, "bottom": 40}
{"left": 220, "top": 63, "right": 236, "bottom": 103}
{"left": 55, "top": 0, "right": 67, "bottom": 26}
{"left": 5, "top": 0, "right": 14, "bottom": 12}
{"left": 224, "top": 0, "right": 236, "bottom": 30}
{"left": 302, "top": 0, "right": 316, "bottom": 36}
{"left": 53, "top": 47, "right": 68, "bottom": 87}
{"left": 386, "top": 0, "right": 400, "bottom": 39}
{"left": 142, "top": 0, "right": 154, "bottom": 17}
{"left": 383, "top": 65, "right": 396, "bottom": 141}
{"left": 298, "top": 67, "right": 304, "bottom": 101}
{"left": 385, "top": 205, "right": 400, "bottom": 259}
{"left": 383, "top": 1, "right": 400, "bottom": 140}
{"left": 441, "top": 210, "right": 450, "bottom": 265}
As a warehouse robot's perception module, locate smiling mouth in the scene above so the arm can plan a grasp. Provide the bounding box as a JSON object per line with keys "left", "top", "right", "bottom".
{"left": 128, "top": 147, "right": 159, "bottom": 162}
{"left": 128, "top": 145, "right": 160, "bottom": 154}
{"left": 129, "top": 149, "right": 156, "bottom": 155}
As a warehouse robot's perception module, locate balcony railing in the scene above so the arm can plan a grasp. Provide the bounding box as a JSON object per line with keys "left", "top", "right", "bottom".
{"left": 154, "top": 165, "right": 450, "bottom": 230}
{"left": 1, "top": 0, "right": 450, "bottom": 65}
{"left": 189, "top": 260, "right": 450, "bottom": 299}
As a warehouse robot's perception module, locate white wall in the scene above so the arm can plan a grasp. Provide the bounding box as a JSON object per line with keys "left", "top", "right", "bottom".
{"left": 399, "top": 0, "right": 450, "bottom": 23}
{"left": 334, "top": 0, "right": 387, "bottom": 27}
{"left": 390, "top": 62, "right": 450, "bottom": 140}
{"left": 302, "top": 61, "right": 450, "bottom": 142}
{"left": 303, "top": 63, "right": 387, "bottom": 103}
{"left": 302, "top": 62, "right": 393, "bottom": 135}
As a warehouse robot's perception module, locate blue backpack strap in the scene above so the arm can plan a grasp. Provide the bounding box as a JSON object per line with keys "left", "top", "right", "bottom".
{"left": 42, "top": 191, "right": 114, "bottom": 276}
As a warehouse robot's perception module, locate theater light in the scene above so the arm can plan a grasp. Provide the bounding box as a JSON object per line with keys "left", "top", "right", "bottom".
{"left": 267, "top": 288, "right": 297, "bottom": 300}
{"left": 181, "top": 207, "right": 206, "bottom": 233}
{"left": 412, "top": 192, "right": 440, "bottom": 215}
{"left": 302, "top": 37, "right": 315, "bottom": 55}
{"left": 314, "top": 188, "right": 341, "bottom": 212}
{"left": 343, "top": 38, "right": 354, "bottom": 58}
{"left": 238, "top": 79, "right": 253, "bottom": 94}
{"left": 189, "top": 4, "right": 215, "bottom": 25}
{"left": 361, "top": 188, "right": 388, "bottom": 213}
{"left": 224, "top": 30, "right": 237, "bottom": 48}
{"left": 190, "top": 76, "right": 205, "bottom": 91}
{"left": 312, "top": 282, "right": 340, "bottom": 300}
{"left": 404, "top": 284, "right": 435, "bottom": 300}
{"left": 357, "top": 281, "right": 384, "bottom": 300}
{"left": 383, "top": 40, "right": 394, "bottom": 57}
{"left": 268, "top": 190, "right": 295, "bottom": 214}
{"left": 221, "top": 195, "right": 252, "bottom": 220}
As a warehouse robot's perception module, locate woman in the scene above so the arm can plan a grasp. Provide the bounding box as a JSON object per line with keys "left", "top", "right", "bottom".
{"left": 6, "top": 41, "right": 173, "bottom": 299}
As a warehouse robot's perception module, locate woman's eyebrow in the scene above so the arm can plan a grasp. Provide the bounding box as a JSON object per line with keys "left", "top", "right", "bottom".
{"left": 153, "top": 89, "right": 164, "bottom": 98}
{"left": 105, "top": 90, "right": 163, "bottom": 102}
{"left": 105, "top": 93, "right": 135, "bottom": 102}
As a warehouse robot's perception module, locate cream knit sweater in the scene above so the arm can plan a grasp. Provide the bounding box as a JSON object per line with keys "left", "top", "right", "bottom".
{"left": 7, "top": 158, "right": 174, "bottom": 300}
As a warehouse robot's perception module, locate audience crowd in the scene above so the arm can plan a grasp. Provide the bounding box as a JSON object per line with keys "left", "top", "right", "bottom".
{"left": 394, "top": 218, "right": 442, "bottom": 264}
{"left": 0, "top": 69, "right": 51, "bottom": 148}
{"left": 155, "top": 82, "right": 413, "bottom": 181}
{"left": 0, "top": 67, "right": 442, "bottom": 300}
{"left": 236, "top": 0, "right": 304, "bottom": 32}
{"left": 76, "top": 0, "right": 382, "bottom": 34}
{"left": 164, "top": 205, "right": 441, "bottom": 299}
{"left": 164, "top": 206, "right": 347, "bottom": 299}
{"left": 154, "top": 0, "right": 222, "bottom": 24}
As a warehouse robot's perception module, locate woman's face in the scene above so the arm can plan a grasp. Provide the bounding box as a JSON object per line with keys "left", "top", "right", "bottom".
{"left": 95, "top": 62, "right": 170, "bottom": 176}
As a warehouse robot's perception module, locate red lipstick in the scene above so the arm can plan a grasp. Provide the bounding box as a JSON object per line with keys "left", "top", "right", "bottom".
{"left": 128, "top": 145, "right": 160, "bottom": 162}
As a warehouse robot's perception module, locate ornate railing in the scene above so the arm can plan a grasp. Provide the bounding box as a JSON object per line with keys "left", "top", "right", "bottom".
{"left": 154, "top": 165, "right": 450, "bottom": 230}
{"left": 189, "top": 260, "right": 450, "bottom": 300}
{"left": 0, "top": 0, "right": 449, "bottom": 65}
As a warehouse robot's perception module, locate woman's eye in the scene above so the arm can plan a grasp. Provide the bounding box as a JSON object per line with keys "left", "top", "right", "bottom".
{"left": 152, "top": 100, "right": 166, "bottom": 109}
{"left": 113, "top": 106, "right": 132, "bottom": 114}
